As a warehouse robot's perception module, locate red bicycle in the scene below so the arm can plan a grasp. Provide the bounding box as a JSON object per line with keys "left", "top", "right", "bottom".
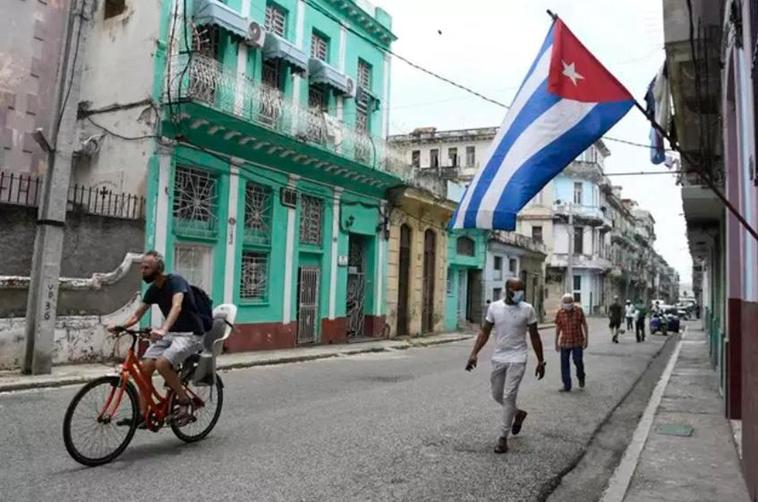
{"left": 62, "top": 327, "right": 224, "bottom": 466}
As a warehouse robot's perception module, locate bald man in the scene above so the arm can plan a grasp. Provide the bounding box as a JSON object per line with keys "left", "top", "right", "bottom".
{"left": 466, "top": 278, "right": 546, "bottom": 454}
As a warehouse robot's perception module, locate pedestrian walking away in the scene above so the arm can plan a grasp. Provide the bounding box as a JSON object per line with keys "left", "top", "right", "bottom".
{"left": 634, "top": 300, "right": 647, "bottom": 342}
{"left": 608, "top": 296, "right": 623, "bottom": 343}
{"left": 624, "top": 299, "right": 635, "bottom": 331}
{"left": 465, "top": 278, "right": 545, "bottom": 454}
{"left": 554, "top": 294, "right": 588, "bottom": 392}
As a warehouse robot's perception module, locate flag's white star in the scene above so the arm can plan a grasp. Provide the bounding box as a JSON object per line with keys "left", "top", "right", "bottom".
{"left": 562, "top": 60, "right": 584, "bottom": 86}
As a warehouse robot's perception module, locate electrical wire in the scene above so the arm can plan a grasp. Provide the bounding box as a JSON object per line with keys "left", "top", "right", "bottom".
{"left": 86, "top": 116, "right": 160, "bottom": 141}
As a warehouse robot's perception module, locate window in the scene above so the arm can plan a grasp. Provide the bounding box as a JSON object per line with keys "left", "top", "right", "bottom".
{"left": 240, "top": 252, "right": 268, "bottom": 300}
{"left": 574, "top": 226, "right": 584, "bottom": 254}
{"left": 357, "top": 59, "right": 372, "bottom": 89}
{"left": 493, "top": 256, "right": 503, "bottom": 281}
{"left": 573, "top": 182, "right": 583, "bottom": 205}
{"left": 572, "top": 274, "right": 581, "bottom": 303}
{"left": 300, "top": 195, "right": 323, "bottom": 245}
{"left": 411, "top": 150, "right": 420, "bottom": 168}
{"left": 311, "top": 32, "right": 329, "bottom": 61}
{"left": 465, "top": 146, "right": 475, "bottom": 167}
{"left": 456, "top": 236, "right": 475, "bottom": 256}
{"left": 493, "top": 288, "right": 502, "bottom": 301}
{"left": 173, "top": 166, "right": 218, "bottom": 237}
{"left": 262, "top": 60, "right": 283, "bottom": 90}
{"left": 430, "top": 149, "right": 439, "bottom": 168}
{"left": 355, "top": 92, "right": 370, "bottom": 134}
{"left": 174, "top": 244, "right": 213, "bottom": 293}
{"left": 104, "top": 0, "right": 126, "bottom": 19}
{"left": 447, "top": 269, "right": 454, "bottom": 296}
{"left": 244, "top": 182, "right": 273, "bottom": 245}
{"left": 308, "top": 85, "right": 327, "bottom": 111}
{"left": 264, "top": 3, "right": 287, "bottom": 37}
{"left": 532, "top": 225, "right": 543, "bottom": 243}
{"left": 509, "top": 258, "right": 517, "bottom": 273}
{"left": 448, "top": 147, "right": 458, "bottom": 167}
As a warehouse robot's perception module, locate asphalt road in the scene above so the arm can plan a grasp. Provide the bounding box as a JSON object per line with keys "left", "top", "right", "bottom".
{"left": 0, "top": 318, "right": 669, "bottom": 502}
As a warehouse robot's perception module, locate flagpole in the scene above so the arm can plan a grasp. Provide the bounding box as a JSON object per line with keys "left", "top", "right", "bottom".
{"left": 543, "top": 10, "right": 758, "bottom": 242}
{"left": 631, "top": 100, "right": 758, "bottom": 242}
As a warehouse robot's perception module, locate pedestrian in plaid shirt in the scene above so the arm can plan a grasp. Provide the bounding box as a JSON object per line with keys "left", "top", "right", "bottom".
{"left": 554, "top": 294, "right": 589, "bottom": 392}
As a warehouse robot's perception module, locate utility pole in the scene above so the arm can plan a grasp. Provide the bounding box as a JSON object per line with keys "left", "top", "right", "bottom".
{"left": 23, "top": 0, "right": 89, "bottom": 374}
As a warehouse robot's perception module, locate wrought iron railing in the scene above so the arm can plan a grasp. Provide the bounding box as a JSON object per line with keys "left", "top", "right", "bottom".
{"left": 0, "top": 170, "right": 145, "bottom": 220}
{"left": 169, "top": 54, "right": 411, "bottom": 181}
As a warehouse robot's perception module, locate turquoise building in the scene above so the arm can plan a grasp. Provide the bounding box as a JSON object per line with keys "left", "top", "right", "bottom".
{"left": 142, "top": 0, "right": 403, "bottom": 350}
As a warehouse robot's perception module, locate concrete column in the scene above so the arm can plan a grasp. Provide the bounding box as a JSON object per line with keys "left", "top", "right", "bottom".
{"left": 292, "top": 0, "right": 306, "bottom": 105}
{"left": 282, "top": 174, "right": 300, "bottom": 324}
{"left": 382, "top": 53, "right": 391, "bottom": 138}
{"left": 338, "top": 25, "right": 347, "bottom": 72}
{"left": 328, "top": 188, "right": 343, "bottom": 319}
{"left": 223, "top": 163, "right": 241, "bottom": 304}
{"left": 375, "top": 201, "right": 387, "bottom": 316}
{"left": 151, "top": 148, "right": 173, "bottom": 327}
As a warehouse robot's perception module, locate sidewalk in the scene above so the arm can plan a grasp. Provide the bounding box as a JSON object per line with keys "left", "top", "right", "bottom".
{"left": 605, "top": 321, "right": 750, "bottom": 502}
{"left": 0, "top": 331, "right": 475, "bottom": 393}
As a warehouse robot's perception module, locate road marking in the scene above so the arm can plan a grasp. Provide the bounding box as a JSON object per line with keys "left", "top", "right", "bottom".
{"left": 600, "top": 336, "right": 683, "bottom": 502}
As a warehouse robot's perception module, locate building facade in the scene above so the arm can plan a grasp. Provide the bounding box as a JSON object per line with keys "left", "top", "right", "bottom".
{"left": 47, "top": 0, "right": 406, "bottom": 353}
{"left": 664, "top": 0, "right": 758, "bottom": 495}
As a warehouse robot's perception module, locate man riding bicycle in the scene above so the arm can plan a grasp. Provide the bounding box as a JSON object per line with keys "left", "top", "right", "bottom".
{"left": 108, "top": 250, "right": 210, "bottom": 427}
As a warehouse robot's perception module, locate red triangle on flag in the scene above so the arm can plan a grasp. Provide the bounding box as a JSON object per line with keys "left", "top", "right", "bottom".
{"left": 547, "top": 19, "right": 633, "bottom": 103}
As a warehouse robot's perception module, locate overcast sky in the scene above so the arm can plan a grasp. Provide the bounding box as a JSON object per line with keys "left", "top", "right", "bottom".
{"left": 372, "top": 0, "right": 692, "bottom": 286}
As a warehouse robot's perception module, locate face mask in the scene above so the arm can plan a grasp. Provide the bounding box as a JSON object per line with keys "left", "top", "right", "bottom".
{"left": 511, "top": 290, "right": 525, "bottom": 303}
{"left": 562, "top": 303, "right": 574, "bottom": 310}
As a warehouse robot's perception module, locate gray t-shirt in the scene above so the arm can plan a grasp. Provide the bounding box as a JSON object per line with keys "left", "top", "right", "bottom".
{"left": 485, "top": 300, "right": 537, "bottom": 364}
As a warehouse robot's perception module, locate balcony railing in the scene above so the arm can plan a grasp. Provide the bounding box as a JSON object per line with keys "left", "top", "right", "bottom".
{"left": 170, "top": 54, "right": 411, "bottom": 181}
{"left": 550, "top": 253, "right": 613, "bottom": 270}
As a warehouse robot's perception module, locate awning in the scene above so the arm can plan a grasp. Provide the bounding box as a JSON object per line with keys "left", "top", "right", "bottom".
{"left": 357, "top": 85, "right": 380, "bottom": 110}
{"left": 263, "top": 34, "right": 309, "bottom": 75}
{"left": 308, "top": 58, "right": 353, "bottom": 95}
{"left": 193, "top": 0, "right": 249, "bottom": 39}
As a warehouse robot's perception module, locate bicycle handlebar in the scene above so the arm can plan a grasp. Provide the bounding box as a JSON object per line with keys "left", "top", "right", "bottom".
{"left": 111, "top": 326, "right": 153, "bottom": 339}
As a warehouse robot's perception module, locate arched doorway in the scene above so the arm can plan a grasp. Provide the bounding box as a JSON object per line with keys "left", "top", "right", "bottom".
{"left": 422, "top": 229, "right": 436, "bottom": 333}
{"left": 397, "top": 224, "right": 411, "bottom": 336}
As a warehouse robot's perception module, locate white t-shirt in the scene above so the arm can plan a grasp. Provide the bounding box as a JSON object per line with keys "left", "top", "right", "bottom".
{"left": 485, "top": 300, "right": 537, "bottom": 364}
{"left": 625, "top": 304, "right": 635, "bottom": 318}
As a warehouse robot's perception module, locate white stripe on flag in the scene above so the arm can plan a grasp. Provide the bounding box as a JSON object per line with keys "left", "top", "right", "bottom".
{"left": 453, "top": 46, "right": 553, "bottom": 229}
{"left": 476, "top": 99, "right": 597, "bottom": 228}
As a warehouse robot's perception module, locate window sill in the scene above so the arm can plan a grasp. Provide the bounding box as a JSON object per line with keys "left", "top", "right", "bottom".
{"left": 239, "top": 299, "right": 270, "bottom": 307}
{"left": 299, "top": 245, "right": 324, "bottom": 254}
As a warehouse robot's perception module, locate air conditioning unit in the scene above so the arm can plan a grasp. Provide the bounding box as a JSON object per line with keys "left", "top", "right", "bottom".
{"left": 246, "top": 21, "right": 266, "bottom": 48}
{"left": 345, "top": 77, "right": 357, "bottom": 99}
{"left": 280, "top": 187, "right": 297, "bottom": 208}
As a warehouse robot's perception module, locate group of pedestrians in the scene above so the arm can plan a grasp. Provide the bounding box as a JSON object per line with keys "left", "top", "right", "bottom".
{"left": 608, "top": 296, "right": 649, "bottom": 343}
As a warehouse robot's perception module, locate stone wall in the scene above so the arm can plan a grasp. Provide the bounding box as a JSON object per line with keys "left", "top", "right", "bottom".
{"left": 0, "top": 204, "right": 144, "bottom": 277}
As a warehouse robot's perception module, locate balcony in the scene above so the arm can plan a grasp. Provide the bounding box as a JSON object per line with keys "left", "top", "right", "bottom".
{"left": 550, "top": 253, "right": 613, "bottom": 271}
{"left": 553, "top": 203, "right": 611, "bottom": 227}
{"left": 490, "top": 230, "right": 547, "bottom": 255}
{"left": 168, "top": 54, "right": 410, "bottom": 185}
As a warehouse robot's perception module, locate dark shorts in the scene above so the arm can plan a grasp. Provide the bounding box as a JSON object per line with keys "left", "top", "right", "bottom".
{"left": 609, "top": 319, "right": 621, "bottom": 329}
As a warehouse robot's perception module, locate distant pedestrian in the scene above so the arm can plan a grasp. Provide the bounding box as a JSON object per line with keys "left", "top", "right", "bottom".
{"left": 465, "top": 278, "right": 546, "bottom": 454}
{"left": 608, "top": 296, "right": 623, "bottom": 343}
{"left": 624, "top": 300, "right": 635, "bottom": 331}
{"left": 634, "top": 300, "right": 647, "bottom": 342}
{"left": 554, "top": 294, "right": 588, "bottom": 392}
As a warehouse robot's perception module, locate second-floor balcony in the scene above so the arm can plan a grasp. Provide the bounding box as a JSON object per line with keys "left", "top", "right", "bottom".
{"left": 553, "top": 203, "right": 612, "bottom": 228}
{"left": 550, "top": 252, "right": 613, "bottom": 271}
{"left": 169, "top": 54, "right": 410, "bottom": 183}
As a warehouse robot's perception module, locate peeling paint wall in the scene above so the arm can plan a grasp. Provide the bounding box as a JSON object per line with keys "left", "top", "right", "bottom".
{"left": 0, "top": 294, "right": 141, "bottom": 370}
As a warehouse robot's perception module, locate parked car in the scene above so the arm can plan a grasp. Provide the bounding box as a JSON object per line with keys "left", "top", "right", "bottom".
{"left": 650, "top": 308, "right": 680, "bottom": 334}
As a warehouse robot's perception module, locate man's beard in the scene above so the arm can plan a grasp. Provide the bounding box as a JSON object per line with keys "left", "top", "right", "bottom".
{"left": 142, "top": 272, "right": 158, "bottom": 284}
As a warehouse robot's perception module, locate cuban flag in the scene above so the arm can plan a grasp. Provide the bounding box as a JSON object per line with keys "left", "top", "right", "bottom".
{"left": 450, "top": 18, "right": 634, "bottom": 230}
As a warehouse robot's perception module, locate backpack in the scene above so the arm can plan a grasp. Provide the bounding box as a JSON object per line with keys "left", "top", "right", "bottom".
{"left": 190, "top": 284, "right": 214, "bottom": 332}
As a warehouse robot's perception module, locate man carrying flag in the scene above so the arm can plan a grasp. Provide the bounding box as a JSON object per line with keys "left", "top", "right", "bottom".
{"left": 460, "top": 15, "right": 634, "bottom": 453}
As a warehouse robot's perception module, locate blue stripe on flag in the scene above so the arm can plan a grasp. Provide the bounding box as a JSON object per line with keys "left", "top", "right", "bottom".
{"left": 462, "top": 79, "right": 560, "bottom": 228}
{"left": 489, "top": 99, "right": 634, "bottom": 229}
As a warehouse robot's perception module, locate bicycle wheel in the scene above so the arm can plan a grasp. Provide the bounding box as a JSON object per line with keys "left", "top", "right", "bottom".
{"left": 63, "top": 376, "right": 139, "bottom": 466}
{"left": 170, "top": 374, "right": 224, "bottom": 443}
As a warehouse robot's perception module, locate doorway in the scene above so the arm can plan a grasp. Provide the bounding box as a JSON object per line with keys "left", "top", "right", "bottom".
{"left": 346, "top": 235, "right": 366, "bottom": 338}
{"left": 422, "top": 229, "right": 436, "bottom": 333}
{"left": 397, "top": 225, "right": 411, "bottom": 336}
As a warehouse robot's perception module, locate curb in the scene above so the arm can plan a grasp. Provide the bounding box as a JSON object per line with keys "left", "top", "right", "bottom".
{"left": 0, "top": 335, "right": 474, "bottom": 394}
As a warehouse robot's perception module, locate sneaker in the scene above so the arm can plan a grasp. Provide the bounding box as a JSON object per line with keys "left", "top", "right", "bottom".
{"left": 116, "top": 415, "right": 147, "bottom": 429}
{"left": 494, "top": 436, "right": 508, "bottom": 454}
{"left": 511, "top": 410, "right": 528, "bottom": 435}
{"left": 559, "top": 387, "right": 571, "bottom": 392}
{"left": 579, "top": 377, "right": 585, "bottom": 388}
